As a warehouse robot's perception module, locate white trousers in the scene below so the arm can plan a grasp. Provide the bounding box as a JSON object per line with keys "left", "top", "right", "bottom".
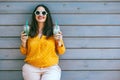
{"left": 22, "top": 63, "right": 61, "bottom": 80}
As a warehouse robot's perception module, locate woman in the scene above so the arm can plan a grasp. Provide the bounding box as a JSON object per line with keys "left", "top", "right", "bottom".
{"left": 20, "top": 4, "right": 66, "bottom": 80}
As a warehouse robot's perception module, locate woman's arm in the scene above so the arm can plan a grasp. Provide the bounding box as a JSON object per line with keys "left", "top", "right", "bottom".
{"left": 20, "top": 31, "right": 28, "bottom": 55}
{"left": 55, "top": 39, "right": 66, "bottom": 55}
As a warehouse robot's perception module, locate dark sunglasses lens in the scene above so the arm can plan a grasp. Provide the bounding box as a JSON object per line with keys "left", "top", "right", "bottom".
{"left": 42, "top": 11, "right": 47, "bottom": 15}
{"left": 35, "top": 11, "right": 40, "bottom": 15}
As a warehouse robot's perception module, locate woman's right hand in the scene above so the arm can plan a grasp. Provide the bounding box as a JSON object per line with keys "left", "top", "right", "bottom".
{"left": 20, "top": 31, "right": 28, "bottom": 48}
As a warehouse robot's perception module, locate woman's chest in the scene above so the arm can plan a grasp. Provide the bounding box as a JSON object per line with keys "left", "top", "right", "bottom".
{"left": 28, "top": 36, "right": 55, "bottom": 49}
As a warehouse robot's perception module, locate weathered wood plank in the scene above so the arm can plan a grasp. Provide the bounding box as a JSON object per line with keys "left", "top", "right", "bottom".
{"left": 61, "top": 49, "right": 120, "bottom": 59}
{"left": 0, "top": 26, "right": 22, "bottom": 37}
{"left": 1, "top": 60, "right": 120, "bottom": 70}
{"left": 1, "top": 14, "right": 120, "bottom": 25}
{"left": 60, "top": 60, "right": 120, "bottom": 70}
{"left": 1, "top": 26, "right": 120, "bottom": 37}
{"left": 61, "top": 71, "right": 120, "bottom": 80}
{"left": 0, "top": 38, "right": 20, "bottom": 48}
{"left": 64, "top": 38, "right": 120, "bottom": 48}
{"left": 1, "top": 38, "right": 120, "bottom": 48}
{"left": 62, "top": 26, "right": 120, "bottom": 37}
{"left": 0, "top": 71, "right": 23, "bottom": 80}
{"left": 0, "top": 0, "right": 120, "bottom": 1}
{"left": 1, "top": 1, "right": 120, "bottom": 80}
{"left": 1, "top": 71, "right": 120, "bottom": 80}
{"left": 1, "top": 2, "right": 120, "bottom": 14}
{"left": 1, "top": 49, "right": 120, "bottom": 59}
{"left": 0, "top": 49, "right": 25, "bottom": 59}
{"left": 0, "top": 71, "right": 120, "bottom": 80}
{"left": 0, "top": 60, "right": 24, "bottom": 70}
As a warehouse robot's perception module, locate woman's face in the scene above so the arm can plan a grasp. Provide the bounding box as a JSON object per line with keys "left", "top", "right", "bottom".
{"left": 35, "top": 6, "right": 47, "bottom": 23}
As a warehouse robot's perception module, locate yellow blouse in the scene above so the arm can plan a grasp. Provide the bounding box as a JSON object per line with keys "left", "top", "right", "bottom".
{"left": 20, "top": 35, "right": 66, "bottom": 68}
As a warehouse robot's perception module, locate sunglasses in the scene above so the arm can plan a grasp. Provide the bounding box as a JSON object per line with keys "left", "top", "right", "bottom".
{"left": 34, "top": 10, "right": 48, "bottom": 16}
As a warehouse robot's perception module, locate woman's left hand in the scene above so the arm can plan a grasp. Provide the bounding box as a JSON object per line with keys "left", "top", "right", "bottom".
{"left": 54, "top": 32, "right": 63, "bottom": 46}
{"left": 54, "top": 31, "right": 63, "bottom": 41}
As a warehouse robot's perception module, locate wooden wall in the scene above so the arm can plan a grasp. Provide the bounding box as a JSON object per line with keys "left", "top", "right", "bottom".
{"left": 0, "top": 0, "right": 120, "bottom": 80}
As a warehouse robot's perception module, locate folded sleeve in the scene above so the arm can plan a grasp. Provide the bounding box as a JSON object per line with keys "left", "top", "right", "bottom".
{"left": 20, "top": 45, "right": 27, "bottom": 55}
{"left": 56, "top": 39, "right": 66, "bottom": 55}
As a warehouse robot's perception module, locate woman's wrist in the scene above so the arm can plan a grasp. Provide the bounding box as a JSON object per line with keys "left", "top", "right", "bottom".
{"left": 21, "top": 42, "right": 26, "bottom": 48}
{"left": 58, "top": 41, "right": 63, "bottom": 47}
{"left": 56, "top": 39, "right": 63, "bottom": 47}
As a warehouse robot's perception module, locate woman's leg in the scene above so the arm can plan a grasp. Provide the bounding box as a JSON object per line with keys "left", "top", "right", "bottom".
{"left": 22, "top": 63, "right": 41, "bottom": 80}
{"left": 41, "top": 65, "right": 61, "bottom": 80}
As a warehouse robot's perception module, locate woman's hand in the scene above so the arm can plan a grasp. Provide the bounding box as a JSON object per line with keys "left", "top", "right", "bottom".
{"left": 54, "top": 32, "right": 62, "bottom": 40}
{"left": 21, "top": 31, "right": 28, "bottom": 48}
{"left": 54, "top": 32, "right": 63, "bottom": 46}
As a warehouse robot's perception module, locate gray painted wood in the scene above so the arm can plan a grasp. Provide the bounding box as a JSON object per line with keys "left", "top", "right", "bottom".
{"left": 1, "top": 38, "right": 120, "bottom": 48}
{"left": 1, "top": 2, "right": 120, "bottom": 14}
{"left": 61, "top": 49, "right": 120, "bottom": 59}
{"left": 1, "top": 60, "right": 120, "bottom": 70}
{"left": 1, "top": 49, "right": 120, "bottom": 59}
{"left": 61, "top": 71, "right": 120, "bottom": 80}
{"left": 64, "top": 38, "right": 120, "bottom": 48}
{"left": 1, "top": 71, "right": 120, "bottom": 80}
{"left": 0, "top": 71, "right": 23, "bottom": 80}
{"left": 1, "top": 26, "right": 120, "bottom": 37}
{"left": 1, "top": 0, "right": 120, "bottom": 1}
{"left": 1, "top": 0, "right": 120, "bottom": 80}
{"left": 0, "top": 38, "right": 20, "bottom": 48}
{"left": 0, "top": 49, "right": 25, "bottom": 59}
{"left": 1, "top": 14, "right": 120, "bottom": 25}
{"left": 0, "top": 26, "right": 22, "bottom": 37}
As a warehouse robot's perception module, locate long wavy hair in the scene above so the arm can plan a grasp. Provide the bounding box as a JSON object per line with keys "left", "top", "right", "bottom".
{"left": 29, "top": 4, "right": 53, "bottom": 38}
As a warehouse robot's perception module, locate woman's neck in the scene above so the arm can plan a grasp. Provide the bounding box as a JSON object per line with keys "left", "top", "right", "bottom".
{"left": 38, "top": 23, "right": 44, "bottom": 32}
{"left": 38, "top": 23, "right": 44, "bottom": 38}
